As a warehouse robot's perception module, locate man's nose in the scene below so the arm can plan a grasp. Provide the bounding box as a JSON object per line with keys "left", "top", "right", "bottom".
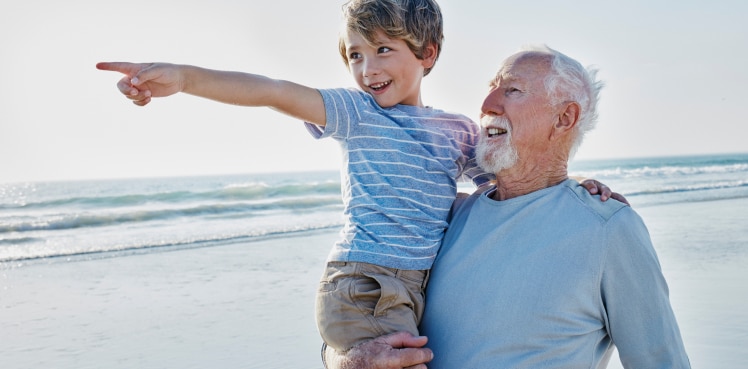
{"left": 481, "top": 88, "right": 504, "bottom": 117}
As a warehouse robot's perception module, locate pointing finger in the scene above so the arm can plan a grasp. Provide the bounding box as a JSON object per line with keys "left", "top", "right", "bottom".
{"left": 96, "top": 61, "right": 145, "bottom": 76}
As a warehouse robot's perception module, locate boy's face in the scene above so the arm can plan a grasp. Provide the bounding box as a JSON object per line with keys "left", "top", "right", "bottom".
{"left": 341, "top": 28, "right": 435, "bottom": 107}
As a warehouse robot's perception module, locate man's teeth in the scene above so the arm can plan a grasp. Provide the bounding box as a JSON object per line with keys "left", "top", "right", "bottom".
{"left": 370, "top": 81, "right": 391, "bottom": 90}
{"left": 487, "top": 127, "right": 507, "bottom": 137}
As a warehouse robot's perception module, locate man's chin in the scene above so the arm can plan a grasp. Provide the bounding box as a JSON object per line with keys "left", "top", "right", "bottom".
{"left": 478, "top": 156, "right": 517, "bottom": 174}
{"left": 476, "top": 144, "right": 518, "bottom": 174}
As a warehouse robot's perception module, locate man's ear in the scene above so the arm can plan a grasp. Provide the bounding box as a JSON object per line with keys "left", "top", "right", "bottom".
{"left": 551, "top": 102, "right": 580, "bottom": 140}
{"left": 420, "top": 43, "right": 439, "bottom": 69}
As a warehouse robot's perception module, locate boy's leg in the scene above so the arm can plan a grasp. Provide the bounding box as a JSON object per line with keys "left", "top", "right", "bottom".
{"left": 315, "top": 262, "right": 427, "bottom": 352}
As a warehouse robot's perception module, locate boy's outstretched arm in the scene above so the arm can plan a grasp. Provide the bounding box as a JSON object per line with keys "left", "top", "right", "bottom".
{"left": 96, "top": 62, "right": 327, "bottom": 126}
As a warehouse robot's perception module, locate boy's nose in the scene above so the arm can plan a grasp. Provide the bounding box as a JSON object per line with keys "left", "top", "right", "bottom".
{"left": 362, "top": 60, "right": 381, "bottom": 77}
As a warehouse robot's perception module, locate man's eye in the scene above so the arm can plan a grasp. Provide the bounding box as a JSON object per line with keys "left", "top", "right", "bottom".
{"left": 505, "top": 87, "right": 521, "bottom": 95}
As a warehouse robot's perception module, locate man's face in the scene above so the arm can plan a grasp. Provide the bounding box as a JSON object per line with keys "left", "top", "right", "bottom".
{"left": 476, "top": 53, "right": 557, "bottom": 173}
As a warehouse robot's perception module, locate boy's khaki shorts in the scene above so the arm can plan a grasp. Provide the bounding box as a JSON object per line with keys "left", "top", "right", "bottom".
{"left": 315, "top": 261, "right": 428, "bottom": 352}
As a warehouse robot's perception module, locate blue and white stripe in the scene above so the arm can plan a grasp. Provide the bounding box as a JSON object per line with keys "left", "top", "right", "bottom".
{"left": 306, "top": 88, "right": 492, "bottom": 270}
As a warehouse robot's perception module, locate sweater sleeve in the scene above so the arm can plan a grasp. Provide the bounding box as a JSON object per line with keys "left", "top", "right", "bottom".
{"left": 600, "top": 208, "right": 691, "bottom": 368}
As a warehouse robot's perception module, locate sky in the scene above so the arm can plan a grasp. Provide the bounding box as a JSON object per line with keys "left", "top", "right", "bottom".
{"left": 2, "top": 0, "right": 746, "bottom": 183}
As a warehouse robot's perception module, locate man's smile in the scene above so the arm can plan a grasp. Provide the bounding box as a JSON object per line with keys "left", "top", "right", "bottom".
{"left": 487, "top": 127, "right": 507, "bottom": 137}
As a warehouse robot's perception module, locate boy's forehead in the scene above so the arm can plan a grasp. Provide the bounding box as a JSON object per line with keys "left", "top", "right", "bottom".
{"left": 342, "top": 27, "right": 392, "bottom": 48}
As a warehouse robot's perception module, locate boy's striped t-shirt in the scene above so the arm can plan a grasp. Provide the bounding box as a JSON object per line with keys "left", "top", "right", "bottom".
{"left": 305, "top": 88, "right": 491, "bottom": 270}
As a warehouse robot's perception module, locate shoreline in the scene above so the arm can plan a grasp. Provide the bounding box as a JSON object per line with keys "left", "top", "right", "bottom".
{"left": 0, "top": 227, "right": 342, "bottom": 269}
{"left": 3, "top": 197, "right": 747, "bottom": 368}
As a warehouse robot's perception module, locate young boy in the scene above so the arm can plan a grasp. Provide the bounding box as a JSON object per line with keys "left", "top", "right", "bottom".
{"left": 98, "top": 0, "right": 616, "bottom": 353}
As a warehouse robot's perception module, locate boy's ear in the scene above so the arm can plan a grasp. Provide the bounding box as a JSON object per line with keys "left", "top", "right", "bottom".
{"left": 420, "top": 43, "right": 438, "bottom": 69}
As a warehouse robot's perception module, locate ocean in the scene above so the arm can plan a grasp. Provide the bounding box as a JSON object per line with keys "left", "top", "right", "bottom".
{"left": 1, "top": 153, "right": 747, "bottom": 266}
{"left": 2, "top": 153, "right": 748, "bottom": 368}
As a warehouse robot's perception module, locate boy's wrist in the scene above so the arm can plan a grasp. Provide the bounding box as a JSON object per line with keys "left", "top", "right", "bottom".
{"left": 179, "top": 64, "right": 199, "bottom": 94}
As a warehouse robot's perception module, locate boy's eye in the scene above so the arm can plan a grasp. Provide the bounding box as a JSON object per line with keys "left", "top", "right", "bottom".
{"left": 377, "top": 46, "right": 392, "bottom": 54}
{"left": 348, "top": 52, "right": 361, "bottom": 61}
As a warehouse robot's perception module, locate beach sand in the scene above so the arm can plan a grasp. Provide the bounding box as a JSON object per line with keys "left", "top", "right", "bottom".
{"left": 3, "top": 198, "right": 747, "bottom": 368}
{"left": 1, "top": 231, "right": 335, "bottom": 369}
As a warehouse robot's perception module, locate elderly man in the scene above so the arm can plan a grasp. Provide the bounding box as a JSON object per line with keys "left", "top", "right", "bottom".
{"left": 326, "top": 45, "right": 690, "bottom": 368}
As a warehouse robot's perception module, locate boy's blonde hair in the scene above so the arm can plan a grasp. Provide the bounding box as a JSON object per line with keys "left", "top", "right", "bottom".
{"left": 339, "top": 0, "right": 443, "bottom": 76}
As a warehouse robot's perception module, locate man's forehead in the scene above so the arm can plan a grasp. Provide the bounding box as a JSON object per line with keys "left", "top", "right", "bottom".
{"left": 491, "top": 52, "right": 550, "bottom": 85}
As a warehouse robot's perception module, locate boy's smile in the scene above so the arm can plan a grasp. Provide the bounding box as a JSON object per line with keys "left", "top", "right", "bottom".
{"left": 369, "top": 80, "right": 392, "bottom": 92}
{"left": 342, "top": 28, "right": 434, "bottom": 108}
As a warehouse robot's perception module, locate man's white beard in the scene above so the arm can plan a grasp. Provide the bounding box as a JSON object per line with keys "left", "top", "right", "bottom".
{"left": 476, "top": 115, "right": 519, "bottom": 173}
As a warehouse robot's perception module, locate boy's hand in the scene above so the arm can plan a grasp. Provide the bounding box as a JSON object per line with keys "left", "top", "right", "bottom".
{"left": 96, "top": 62, "right": 184, "bottom": 106}
{"left": 580, "top": 179, "right": 630, "bottom": 205}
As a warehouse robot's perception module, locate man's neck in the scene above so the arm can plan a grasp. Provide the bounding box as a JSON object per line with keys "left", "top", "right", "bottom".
{"left": 492, "top": 159, "right": 568, "bottom": 201}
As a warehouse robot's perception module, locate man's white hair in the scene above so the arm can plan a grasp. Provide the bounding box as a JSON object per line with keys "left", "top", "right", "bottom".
{"left": 518, "top": 44, "right": 604, "bottom": 158}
